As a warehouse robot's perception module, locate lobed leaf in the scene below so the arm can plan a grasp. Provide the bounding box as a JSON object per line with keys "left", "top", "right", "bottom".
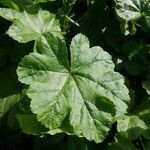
{"left": 0, "top": 8, "right": 63, "bottom": 43}
{"left": 17, "top": 33, "right": 130, "bottom": 143}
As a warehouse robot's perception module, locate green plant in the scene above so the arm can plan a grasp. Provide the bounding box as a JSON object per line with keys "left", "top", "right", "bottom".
{"left": 0, "top": 0, "right": 150, "bottom": 149}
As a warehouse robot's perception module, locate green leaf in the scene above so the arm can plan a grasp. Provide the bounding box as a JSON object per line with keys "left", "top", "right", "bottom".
{"left": 0, "top": 0, "right": 39, "bottom": 13}
{"left": 0, "top": 94, "right": 21, "bottom": 118}
{"left": 16, "top": 114, "right": 48, "bottom": 135}
{"left": 143, "top": 76, "right": 150, "bottom": 96}
{"left": 17, "top": 33, "right": 130, "bottom": 143}
{"left": 0, "top": 0, "right": 20, "bottom": 10}
{"left": 109, "top": 115, "right": 148, "bottom": 149}
{"left": 0, "top": 8, "right": 63, "bottom": 43}
{"left": 135, "top": 100, "right": 150, "bottom": 126}
{"left": 0, "top": 65, "right": 24, "bottom": 118}
{"left": 117, "top": 115, "right": 147, "bottom": 139}
{"left": 46, "top": 115, "right": 74, "bottom": 135}
{"left": 115, "top": 0, "right": 150, "bottom": 35}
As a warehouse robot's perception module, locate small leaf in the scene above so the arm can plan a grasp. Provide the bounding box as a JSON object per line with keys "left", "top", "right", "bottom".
{"left": 0, "top": 8, "right": 63, "bottom": 43}
{"left": 117, "top": 115, "right": 147, "bottom": 131}
{"left": 117, "top": 115, "right": 147, "bottom": 139}
{"left": 0, "top": 94, "right": 21, "bottom": 118}
{"left": 109, "top": 115, "right": 148, "bottom": 149}
{"left": 143, "top": 76, "right": 150, "bottom": 96}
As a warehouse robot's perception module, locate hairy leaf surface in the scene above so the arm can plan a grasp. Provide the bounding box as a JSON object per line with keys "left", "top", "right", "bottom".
{"left": 0, "top": 8, "right": 62, "bottom": 43}
{"left": 17, "top": 33, "right": 130, "bottom": 142}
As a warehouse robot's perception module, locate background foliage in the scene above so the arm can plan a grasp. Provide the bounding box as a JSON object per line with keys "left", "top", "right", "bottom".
{"left": 0, "top": 0, "right": 150, "bottom": 149}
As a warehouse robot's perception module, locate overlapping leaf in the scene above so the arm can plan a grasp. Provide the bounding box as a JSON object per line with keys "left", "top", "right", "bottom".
{"left": 0, "top": 8, "right": 63, "bottom": 43}
{"left": 17, "top": 33, "right": 130, "bottom": 142}
{"left": 117, "top": 115, "right": 147, "bottom": 139}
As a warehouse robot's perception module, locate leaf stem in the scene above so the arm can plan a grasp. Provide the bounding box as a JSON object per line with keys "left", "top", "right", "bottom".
{"left": 65, "top": 15, "right": 80, "bottom": 27}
